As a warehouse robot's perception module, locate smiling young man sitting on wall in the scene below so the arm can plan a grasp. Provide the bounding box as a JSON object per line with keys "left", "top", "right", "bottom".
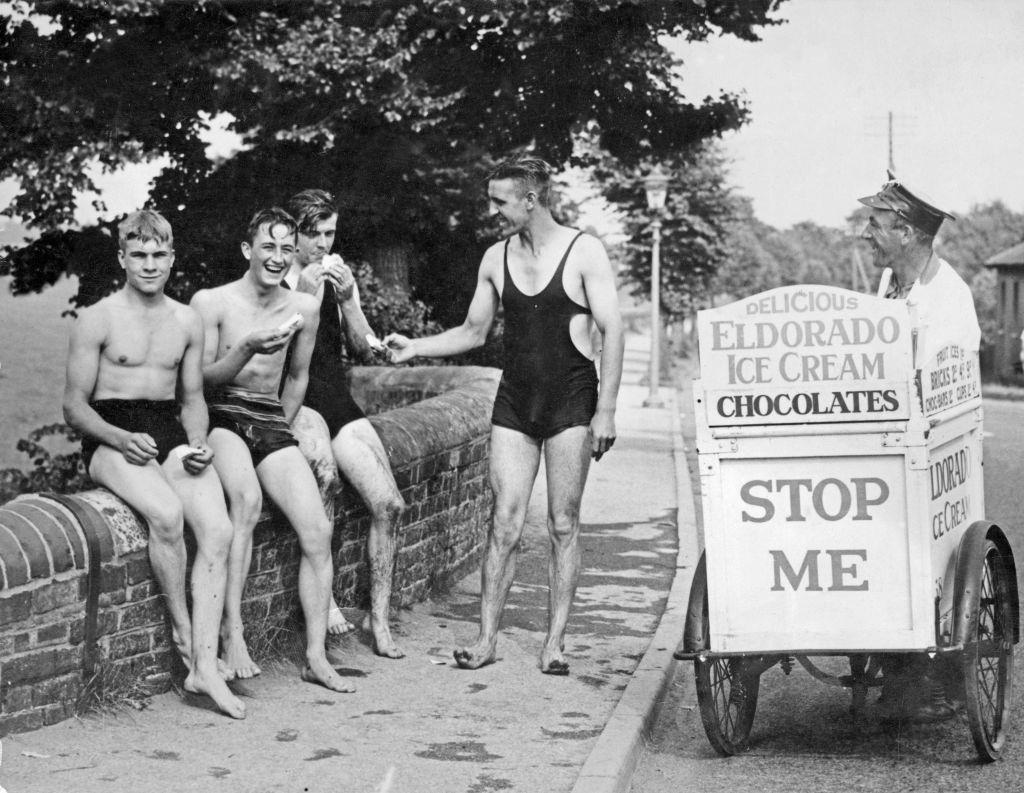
{"left": 190, "top": 207, "right": 352, "bottom": 693}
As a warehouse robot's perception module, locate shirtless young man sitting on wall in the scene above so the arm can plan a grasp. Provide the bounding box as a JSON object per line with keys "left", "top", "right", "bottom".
{"left": 63, "top": 210, "right": 244, "bottom": 718}
{"left": 386, "top": 156, "right": 624, "bottom": 674}
{"left": 190, "top": 207, "right": 351, "bottom": 692}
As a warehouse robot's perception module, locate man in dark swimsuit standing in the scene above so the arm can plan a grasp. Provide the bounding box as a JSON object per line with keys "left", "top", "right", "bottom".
{"left": 386, "top": 156, "right": 624, "bottom": 674}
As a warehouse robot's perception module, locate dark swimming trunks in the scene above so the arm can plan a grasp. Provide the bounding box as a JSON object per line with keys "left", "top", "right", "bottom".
{"left": 80, "top": 399, "right": 188, "bottom": 470}
{"left": 491, "top": 231, "right": 599, "bottom": 440}
{"left": 208, "top": 387, "right": 298, "bottom": 465}
{"left": 304, "top": 365, "right": 367, "bottom": 437}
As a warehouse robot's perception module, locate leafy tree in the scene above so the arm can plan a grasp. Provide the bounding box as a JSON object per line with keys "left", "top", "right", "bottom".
{"left": 716, "top": 206, "right": 869, "bottom": 302}
{"left": 594, "top": 140, "right": 740, "bottom": 320}
{"left": 969, "top": 267, "right": 1000, "bottom": 352}
{"left": 2, "top": 0, "right": 788, "bottom": 326}
{"left": 938, "top": 201, "right": 1024, "bottom": 351}
{"left": 712, "top": 195, "right": 782, "bottom": 301}
{"left": 0, "top": 424, "right": 88, "bottom": 506}
{"left": 938, "top": 201, "right": 1024, "bottom": 280}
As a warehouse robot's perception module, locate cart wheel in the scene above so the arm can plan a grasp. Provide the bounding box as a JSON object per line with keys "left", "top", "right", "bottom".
{"left": 691, "top": 568, "right": 760, "bottom": 755}
{"left": 962, "top": 539, "right": 1014, "bottom": 762}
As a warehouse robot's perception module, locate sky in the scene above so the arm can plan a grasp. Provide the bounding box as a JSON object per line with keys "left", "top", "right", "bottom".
{"left": 3, "top": 0, "right": 1023, "bottom": 235}
{"left": 674, "top": 0, "right": 1024, "bottom": 229}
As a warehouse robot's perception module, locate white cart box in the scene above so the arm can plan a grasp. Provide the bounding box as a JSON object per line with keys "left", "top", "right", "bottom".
{"left": 694, "top": 285, "right": 983, "bottom": 654}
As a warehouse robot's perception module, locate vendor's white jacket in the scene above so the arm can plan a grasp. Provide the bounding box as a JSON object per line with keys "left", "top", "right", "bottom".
{"left": 906, "top": 255, "right": 980, "bottom": 363}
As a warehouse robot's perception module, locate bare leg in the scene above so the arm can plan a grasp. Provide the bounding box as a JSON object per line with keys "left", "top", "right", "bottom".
{"left": 332, "top": 419, "right": 407, "bottom": 658}
{"left": 89, "top": 448, "right": 193, "bottom": 667}
{"left": 539, "top": 426, "right": 591, "bottom": 675}
{"left": 208, "top": 428, "right": 264, "bottom": 679}
{"left": 454, "top": 426, "right": 541, "bottom": 669}
{"left": 162, "top": 452, "right": 245, "bottom": 719}
{"left": 292, "top": 406, "right": 354, "bottom": 636}
{"left": 257, "top": 446, "right": 353, "bottom": 693}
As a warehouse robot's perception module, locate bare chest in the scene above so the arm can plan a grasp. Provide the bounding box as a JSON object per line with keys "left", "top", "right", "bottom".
{"left": 102, "top": 312, "right": 188, "bottom": 371}
{"left": 217, "top": 293, "right": 297, "bottom": 359}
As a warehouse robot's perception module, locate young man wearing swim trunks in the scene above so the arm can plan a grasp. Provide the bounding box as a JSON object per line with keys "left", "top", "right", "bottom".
{"left": 283, "top": 188, "right": 407, "bottom": 659}
{"left": 190, "top": 207, "right": 351, "bottom": 693}
{"left": 386, "top": 156, "right": 624, "bottom": 674}
{"left": 63, "top": 210, "right": 245, "bottom": 719}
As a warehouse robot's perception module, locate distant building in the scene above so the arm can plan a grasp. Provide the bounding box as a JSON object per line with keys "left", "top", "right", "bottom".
{"left": 984, "top": 241, "right": 1024, "bottom": 379}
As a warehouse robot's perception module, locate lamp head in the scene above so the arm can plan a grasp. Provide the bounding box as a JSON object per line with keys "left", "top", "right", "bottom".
{"left": 643, "top": 166, "right": 669, "bottom": 212}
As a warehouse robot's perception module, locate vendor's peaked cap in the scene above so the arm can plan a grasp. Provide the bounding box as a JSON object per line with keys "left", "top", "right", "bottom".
{"left": 858, "top": 170, "right": 955, "bottom": 236}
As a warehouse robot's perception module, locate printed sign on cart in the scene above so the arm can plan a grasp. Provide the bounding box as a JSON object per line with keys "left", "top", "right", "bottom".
{"left": 929, "top": 432, "right": 984, "bottom": 603}
{"left": 713, "top": 455, "right": 913, "bottom": 647}
{"left": 697, "top": 286, "right": 913, "bottom": 425}
{"left": 919, "top": 343, "right": 981, "bottom": 417}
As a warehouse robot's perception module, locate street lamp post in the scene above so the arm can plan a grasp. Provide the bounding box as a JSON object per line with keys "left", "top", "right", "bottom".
{"left": 643, "top": 166, "right": 669, "bottom": 408}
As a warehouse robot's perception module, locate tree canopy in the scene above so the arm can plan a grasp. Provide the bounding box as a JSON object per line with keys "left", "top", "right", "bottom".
{"left": 2, "top": 0, "right": 788, "bottom": 322}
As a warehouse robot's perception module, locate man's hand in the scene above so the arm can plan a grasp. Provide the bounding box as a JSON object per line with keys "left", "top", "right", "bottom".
{"left": 296, "top": 263, "right": 327, "bottom": 296}
{"left": 243, "top": 327, "right": 294, "bottom": 356}
{"left": 120, "top": 432, "right": 158, "bottom": 466}
{"left": 382, "top": 333, "right": 415, "bottom": 364}
{"left": 589, "top": 409, "right": 616, "bottom": 461}
{"left": 322, "top": 254, "right": 356, "bottom": 303}
{"left": 365, "top": 333, "right": 391, "bottom": 360}
{"left": 179, "top": 442, "right": 214, "bottom": 475}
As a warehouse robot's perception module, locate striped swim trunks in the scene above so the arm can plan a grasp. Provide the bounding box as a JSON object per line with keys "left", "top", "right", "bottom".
{"left": 208, "top": 386, "right": 298, "bottom": 465}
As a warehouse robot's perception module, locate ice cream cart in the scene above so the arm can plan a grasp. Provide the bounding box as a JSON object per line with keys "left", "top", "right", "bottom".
{"left": 674, "top": 284, "right": 1018, "bottom": 761}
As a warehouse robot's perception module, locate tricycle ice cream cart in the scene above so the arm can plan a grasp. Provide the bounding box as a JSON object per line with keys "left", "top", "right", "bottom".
{"left": 674, "top": 284, "right": 1018, "bottom": 762}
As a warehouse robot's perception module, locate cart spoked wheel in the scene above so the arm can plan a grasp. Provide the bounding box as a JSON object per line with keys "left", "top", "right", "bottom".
{"left": 962, "top": 539, "right": 1014, "bottom": 762}
{"left": 692, "top": 571, "right": 760, "bottom": 755}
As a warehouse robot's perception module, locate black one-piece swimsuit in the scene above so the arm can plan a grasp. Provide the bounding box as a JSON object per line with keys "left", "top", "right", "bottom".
{"left": 491, "top": 231, "right": 599, "bottom": 440}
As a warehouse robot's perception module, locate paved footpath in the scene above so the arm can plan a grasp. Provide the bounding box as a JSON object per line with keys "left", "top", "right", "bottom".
{"left": 0, "top": 331, "right": 695, "bottom": 793}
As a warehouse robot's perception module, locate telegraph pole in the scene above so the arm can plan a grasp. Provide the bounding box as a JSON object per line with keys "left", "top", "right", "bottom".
{"left": 865, "top": 111, "right": 915, "bottom": 174}
{"left": 888, "top": 110, "right": 895, "bottom": 172}
{"left": 857, "top": 111, "right": 914, "bottom": 292}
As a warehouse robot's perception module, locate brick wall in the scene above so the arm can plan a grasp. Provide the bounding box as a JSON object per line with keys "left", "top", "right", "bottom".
{"left": 0, "top": 366, "right": 500, "bottom": 735}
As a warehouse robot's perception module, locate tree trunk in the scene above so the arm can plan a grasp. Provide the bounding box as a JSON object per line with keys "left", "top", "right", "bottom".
{"left": 370, "top": 242, "right": 414, "bottom": 294}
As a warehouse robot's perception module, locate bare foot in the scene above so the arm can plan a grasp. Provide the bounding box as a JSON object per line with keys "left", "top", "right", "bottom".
{"left": 363, "top": 613, "right": 405, "bottom": 659}
{"left": 327, "top": 604, "right": 356, "bottom": 636}
{"left": 540, "top": 643, "right": 569, "bottom": 675}
{"left": 453, "top": 640, "right": 496, "bottom": 670}
{"left": 184, "top": 669, "right": 246, "bottom": 719}
{"left": 217, "top": 658, "right": 237, "bottom": 682}
{"left": 372, "top": 629, "right": 405, "bottom": 659}
{"left": 300, "top": 658, "right": 355, "bottom": 693}
{"left": 220, "top": 631, "right": 261, "bottom": 679}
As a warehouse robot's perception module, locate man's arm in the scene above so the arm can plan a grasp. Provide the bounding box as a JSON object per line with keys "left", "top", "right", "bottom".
{"left": 384, "top": 250, "right": 500, "bottom": 361}
{"left": 315, "top": 260, "right": 377, "bottom": 361}
{"left": 579, "top": 236, "right": 624, "bottom": 460}
{"left": 62, "top": 308, "right": 158, "bottom": 465}
{"left": 190, "top": 289, "right": 291, "bottom": 386}
{"left": 338, "top": 283, "right": 377, "bottom": 362}
{"left": 176, "top": 307, "right": 215, "bottom": 473}
{"left": 280, "top": 295, "right": 321, "bottom": 423}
